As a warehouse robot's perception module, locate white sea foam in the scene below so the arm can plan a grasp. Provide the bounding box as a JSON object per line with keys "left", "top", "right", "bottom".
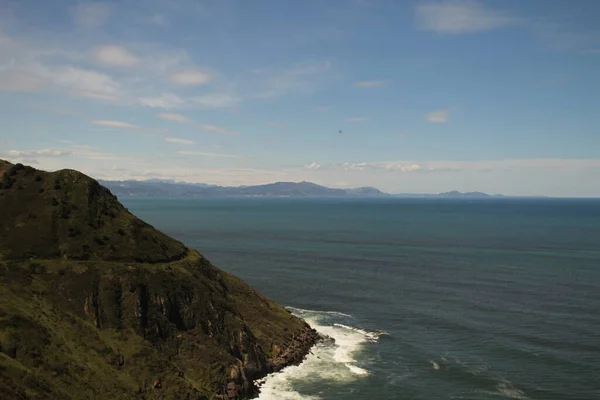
{"left": 495, "top": 381, "right": 529, "bottom": 399}
{"left": 256, "top": 308, "right": 381, "bottom": 399}
{"left": 287, "top": 307, "right": 353, "bottom": 318}
{"left": 332, "top": 323, "right": 387, "bottom": 342}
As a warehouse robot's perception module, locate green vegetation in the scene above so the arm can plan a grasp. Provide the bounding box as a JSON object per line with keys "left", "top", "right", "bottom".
{"left": 0, "top": 162, "right": 187, "bottom": 262}
{"left": 0, "top": 160, "right": 318, "bottom": 399}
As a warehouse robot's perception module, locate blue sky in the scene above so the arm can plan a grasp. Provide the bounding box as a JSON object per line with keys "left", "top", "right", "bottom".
{"left": 1, "top": 0, "right": 599, "bottom": 196}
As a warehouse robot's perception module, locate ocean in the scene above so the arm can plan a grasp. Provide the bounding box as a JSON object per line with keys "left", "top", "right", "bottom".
{"left": 121, "top": 197, "right": 600, "bottom": 400}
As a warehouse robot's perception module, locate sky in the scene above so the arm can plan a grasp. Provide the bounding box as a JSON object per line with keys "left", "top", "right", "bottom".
{"left": 1, "top": 0, "right": 600, "bottom": 196}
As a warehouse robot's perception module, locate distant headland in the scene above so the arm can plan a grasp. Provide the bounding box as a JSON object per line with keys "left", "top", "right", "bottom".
{"left": 99, "top": 179, "right": 521, "bottom": 198}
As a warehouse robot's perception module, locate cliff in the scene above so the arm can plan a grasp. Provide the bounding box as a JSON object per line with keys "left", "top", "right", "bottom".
{"left": 0, "top": 161, "right": 319, "bottom": 399}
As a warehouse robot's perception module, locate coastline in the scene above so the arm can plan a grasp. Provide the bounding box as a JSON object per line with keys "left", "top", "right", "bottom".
{"left": 270, "top": 323, "right": 321, "bottom": 373}
{"left": 253, "top": 323, "right": 322, "bottom": 400}
{"left": 216, "top": 322, "right": 321, "bottom": 400}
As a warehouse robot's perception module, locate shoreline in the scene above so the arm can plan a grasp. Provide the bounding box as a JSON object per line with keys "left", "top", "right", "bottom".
{"left": 215, "top": 322, "right": 321, "bottom": 400}
{"left": 253, "top": 323, "right": 323, "bottom": 399}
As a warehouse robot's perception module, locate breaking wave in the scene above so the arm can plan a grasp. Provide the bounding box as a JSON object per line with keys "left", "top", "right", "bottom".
{"left": 255, "top": 308, "right": 383, "bottom": 399}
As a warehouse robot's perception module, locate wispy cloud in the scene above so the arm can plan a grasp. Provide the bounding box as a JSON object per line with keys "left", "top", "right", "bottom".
{"left": 416, "top": 0, "right": 516, "bottom": 34}
{"left": 156, "top": 112, "right": 238, "bottom": 136}
{"left": 354, "top": 80, "right": 389, "bottom": 88}
{"left": 426, "top": 109, "right": 450, "bottom": 123}
{"left": 165, "top": 137, "right": 195, "bottom": 145}
{"left": 91, "top": 45, "right": 139, "bottom": 68}
{"left": 304, "top": 162, "right": 321, "bottom": 170}
{"left": 0, "top": 26, "right": 328, "bottom": 110}
{"left": 177, "top": 150, "right": 242, "bottom": 158}
{"left": 6, "top": 149, "right": 72, "bottom": 158}
{"left": 157, "top": 113, "right": 189, "bottom": 123}
{"left": 91, "top": 120, "right": 138, "bottom": 129}
{"left": 308, "top": 161, "right": 425, "bottom": 172}
{"left": 304, "top": 158, "right": 600, "bottom": 174}
{"left": 196, "top": 124, "right": 239, "bottom": 136}
{"left": 170, "top": 69, "right": 211, "bottom": 85}
{"left": 53, "top": 66, "right": 123, "bottom": 101}
{"left": 0, "top": 52, "right": 124, "bottom": 100}
{"left": 137, "top": 93, "right": 184, "bottom": 109}
{"left": 2, "top": 145, "right": 117, "bottom": 162}
{"left": 190, "top": 93, "right": 240, "bottom": 108}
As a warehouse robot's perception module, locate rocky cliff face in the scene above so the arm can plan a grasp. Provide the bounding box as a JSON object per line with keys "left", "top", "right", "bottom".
{"left": 0, "top": 161, "right": 319, "bottom": 399}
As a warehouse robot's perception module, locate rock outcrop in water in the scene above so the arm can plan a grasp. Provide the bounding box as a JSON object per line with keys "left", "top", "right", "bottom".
{"left": 0, "top": 160, "right": 319, "bottom": 399}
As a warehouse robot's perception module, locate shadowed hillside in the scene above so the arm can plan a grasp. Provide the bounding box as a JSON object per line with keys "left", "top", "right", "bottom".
{"left": 0, "top": 162, "right": 188, "bottom": 262}
{"left": 0, "top": 160, "right": 318, "bottom": 400}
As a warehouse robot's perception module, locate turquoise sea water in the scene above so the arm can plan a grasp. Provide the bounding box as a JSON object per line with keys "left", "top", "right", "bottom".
{"left": 122, "top": 197, "right": 600, "bottom": 400}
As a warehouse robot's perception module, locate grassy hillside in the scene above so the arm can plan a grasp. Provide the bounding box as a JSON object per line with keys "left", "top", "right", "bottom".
{"left": 0, "top": 162, "right": 187, "bottom": 262}
{"left": 0, "top": 161, "right": 318, "bottom": 399}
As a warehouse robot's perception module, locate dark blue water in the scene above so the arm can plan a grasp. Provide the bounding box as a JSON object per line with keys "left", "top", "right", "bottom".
{"left": 122, "top": 198, "right": 600, "bottom": 400}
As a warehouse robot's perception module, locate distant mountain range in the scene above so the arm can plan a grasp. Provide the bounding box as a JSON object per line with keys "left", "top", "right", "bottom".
{"left": 98, "top": 179, "right": 511, "bottom": 198}
{"left": 99, "top": 180, "right": 388, "bottom": 198}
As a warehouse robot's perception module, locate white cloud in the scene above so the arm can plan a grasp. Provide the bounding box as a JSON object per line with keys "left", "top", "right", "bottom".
{"left": 91, "top": 120, "right": 138, "bottom": 129}
{"left": 170, "top": 69, "right": 211, "bottom": 85}
{"left": 0, "top": 65, "right": 122, "bottom": 100}
{"left": 138, "top": 93, "right": 239, "bottom": 109}
{"left": 72, "top": 2, "right": 110, "bottom": 29}
{"left": 2, "top": 146, "right": 118, "bottom": 163}
{"left": 190, "top": 93, "right": 240, "bottom": 108}
{"left": 0, "top": 28, "right": 330, "bottom": 110}
{"left": 354, "top": 80, "right": 388, "bottom": 88}
{"left": 305, "top": 162, "right": 321, "bottom": 170}
{"left": 416, "top": 0, "right": 515, "bottom": 34}
{"left": 0, "top": 33, "right": 123, "bottom": 100}
{"left": 300, "top": 161, "right": 430, "bottom": 173}
{"left": 6, "top": 149, "right": 72, "bottom": 157}
{"left": 308, "top": 158, "right": 600, "bottom": 175}
{"left": 51, "top": 66, "right": 123, "bottom": 101}
{"left": 165, "top": 137, "right": 195, "bottom": 145}
{"left": 196, "top": 124, "right": 239, "bottom": 136}
{"left": 91, "top": 45, "right": 139, "bottom": 68}
{"left": 177, "top": 150, "right": 242, "bottom": 159}
{"left": 347, "top": 117, "right": 368, "bottom": 122}
{"left": 155, "top": 113, "right": 238, "bottom": 136}
{"left": 157, "top": 113, "right": 189, "bottom": 123}
{"left": 426, "top": 109, "right": 450, "bottom": 123}
{"left": 8, "top": 150, "right": 600, "bottom": 197}
{"left": 137, "top": 93, "right": 185, "bottom": 109}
